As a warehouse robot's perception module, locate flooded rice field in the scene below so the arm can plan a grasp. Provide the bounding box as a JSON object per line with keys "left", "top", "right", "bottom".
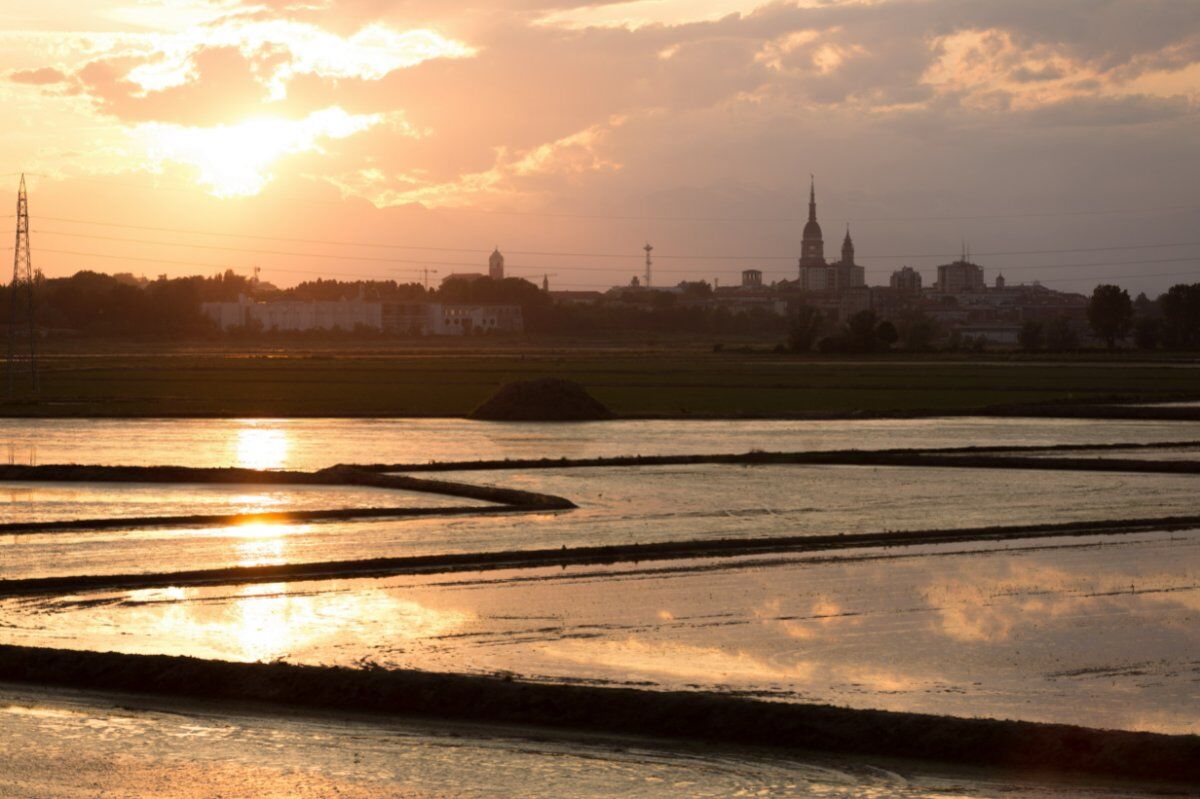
{"left": 3, "top": 413, "right": 1199, "bottom": 786}
{"left": 4, "top": 416, "right": 1200, "bottom": 469}
{"left": 3, "top": 464, "right": 1199, "bottom": 581}
{"left": 4, "top": 530, "right": 1197, "bottom": 735}
{"left": 0, "top": 685, "right": 1166, "bottom": 799}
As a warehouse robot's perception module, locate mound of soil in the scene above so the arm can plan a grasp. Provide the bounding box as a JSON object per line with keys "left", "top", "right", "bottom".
{"left": 471, "top": 378, "right": 614, "bottom": 421}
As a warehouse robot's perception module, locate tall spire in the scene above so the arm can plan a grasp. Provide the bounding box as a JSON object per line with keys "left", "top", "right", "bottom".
{"left": 799, "top": 173, "right": 825, "bottom": 272}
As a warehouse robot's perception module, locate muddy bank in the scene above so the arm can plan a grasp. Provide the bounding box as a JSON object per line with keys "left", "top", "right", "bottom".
{"left": 0, "top": 464, "right": 575, "bottom": 534}
{"left": 369, "top": 439, "right": 1200, "bottom": 473}
{"left": 4, "top": 514, "right": 1196, "bottom": 596}
{"left": 980, "top": 401, "right": 1200, "bottom": 422}
{"left": 0, "top": 504, "right": 531, "bottom": 536}
{"left": 363, "top": 447, "right": 1200, "bottom": 475}
{"left": 322, "top": 466, "right": 575, "bottom": 509}
{"left": 0, "top": 645, "right": 1195, "bottom": 783}
{"left": 0, "top": 464, "right": 574, "bottom": 508}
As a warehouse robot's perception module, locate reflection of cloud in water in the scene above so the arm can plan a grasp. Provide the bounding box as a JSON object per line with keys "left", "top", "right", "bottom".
{"left": 543, "top": 637, "right": 816, "bottom": 684}
{"left": 119, "top": 586, "right": 475, "bottom": 664}
{"left": 542, "top": 637, "right": 926, "bottom": 697}
{"left": 921, "top": 561, "right": 1200, "bottom": 643}
{"left": 754, "top": 597, "right": 861, "bottom": 641}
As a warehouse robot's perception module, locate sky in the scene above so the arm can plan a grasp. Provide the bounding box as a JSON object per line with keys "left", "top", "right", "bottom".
{"left": 1, "top": 0, "right": 1198, "bottom": 295}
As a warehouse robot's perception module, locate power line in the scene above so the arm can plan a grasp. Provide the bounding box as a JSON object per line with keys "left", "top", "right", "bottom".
{"left": 35, "top": 230, "right": 497, "bottom": 269}
{"left": 31, "top": 222, "right": 1200, "bottom": 268}
{"left": 26, "top": 173, "right": 1200, "bottom": 222}
{"left": 33, "top": 245, "right": 1198, "bottom": 288}
{"left": 32, "top": 230, "right": 1199, "bottom": 278}
{"left": 35, "top": 248, "right": 430, "bottom": 282}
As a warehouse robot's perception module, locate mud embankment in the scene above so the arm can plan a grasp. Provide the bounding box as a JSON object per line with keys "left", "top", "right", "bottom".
{"left": 0, "top": 645, "right": 1195, "bottom": 783}
{"left": 0, "top": 464, "right": 576, "bottom": 535}
{"left": 361, "top": 444, "right": 1200, "bottom": 475}
{"left": 4, "top": 514, "right": 1197, "bottom": 596}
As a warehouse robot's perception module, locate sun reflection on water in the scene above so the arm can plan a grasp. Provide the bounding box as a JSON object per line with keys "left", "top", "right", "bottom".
{"left": 232, "top": 522, "right": 292, "bottom": 567}
{"left": 233, "top": 424, "right": 290, "bottom": 470}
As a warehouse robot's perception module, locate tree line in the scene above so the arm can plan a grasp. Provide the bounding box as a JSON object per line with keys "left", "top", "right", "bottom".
{"left": 4, "top": 269, "right": 1197, "bottom": 349}
{"left": 785, "top": 283, "right": 1200, "bottom": 354}
{"left": 0, "top": 269, "right": 787, "bottom": 339}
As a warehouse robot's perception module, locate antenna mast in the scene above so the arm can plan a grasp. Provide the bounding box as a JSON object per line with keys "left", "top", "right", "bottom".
{"left": 7, "top": 174, "right": 37, "bottom": 396}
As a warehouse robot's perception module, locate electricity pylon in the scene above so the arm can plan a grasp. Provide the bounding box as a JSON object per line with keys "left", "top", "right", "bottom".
{"left": 7, "top": 174, "right": 38, "bottom": 396}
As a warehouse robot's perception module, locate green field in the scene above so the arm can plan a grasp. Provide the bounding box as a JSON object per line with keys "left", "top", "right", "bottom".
{"left": 2, "top": 345, "right": 1198, "bottom": 417}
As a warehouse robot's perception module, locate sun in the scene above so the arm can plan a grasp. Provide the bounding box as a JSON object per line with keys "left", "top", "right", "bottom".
{"left": 138, "top": 107, "right": 381, "bottom": 197}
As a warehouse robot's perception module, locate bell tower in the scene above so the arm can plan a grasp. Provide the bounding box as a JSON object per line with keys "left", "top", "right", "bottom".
{"left": 798, "top": 175, "right": 825, "bottom": 272}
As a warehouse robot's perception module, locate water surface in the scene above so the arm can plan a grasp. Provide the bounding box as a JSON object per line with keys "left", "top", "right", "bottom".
{"left": 5, "top": 464, "right": 1198, "bottom": 580}
{"left": 6, "top": 531, "right": 1196, "bottom": 734}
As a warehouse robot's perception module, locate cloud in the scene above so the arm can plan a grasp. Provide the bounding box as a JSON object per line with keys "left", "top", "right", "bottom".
{"left": 8, "top": 67, "right": 71, "bottom": 85}
{"left": 1027, "top": 93, "right": 1198, "bottom": 127}
{"left": 4, "top": 0, "right": 1200, "bottom": 294}
{"left": 326, "top": 117, "right": 624, "bottom": 208}
{"left": 77, "top": 46, "right": 283, "bottom": 126}
{"left": 59, "top": 17, "right": 472, "bottom": 126}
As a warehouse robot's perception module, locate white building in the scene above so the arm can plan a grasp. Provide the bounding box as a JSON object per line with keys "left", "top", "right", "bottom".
{"left": 201, "top": 295, "right": 522, "bottom": 336}
{"left": 435, "top": 304, "right": 523, "bottom": 335}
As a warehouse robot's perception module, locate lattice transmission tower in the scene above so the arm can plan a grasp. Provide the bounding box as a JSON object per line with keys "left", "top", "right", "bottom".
{"left": 7, "top": 174, "right": 38, "bottom": 396}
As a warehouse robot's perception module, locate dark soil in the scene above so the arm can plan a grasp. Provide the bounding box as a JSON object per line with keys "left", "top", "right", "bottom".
{"left": 471, "top": 379, "right": 615, "bottom": 421}
{"left": 0, "top": 645, "right": 1195, "bottom": 784}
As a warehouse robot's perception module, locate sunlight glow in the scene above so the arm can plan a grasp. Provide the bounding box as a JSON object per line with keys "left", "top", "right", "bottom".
{"left": 138, "top": 108, "right": 383, "bottom": 196}
{"left": 233, "top": 425, "right": 290, "bottom": 470}
{"left": 232, "top": 522, "right": 290, "bottom": 567}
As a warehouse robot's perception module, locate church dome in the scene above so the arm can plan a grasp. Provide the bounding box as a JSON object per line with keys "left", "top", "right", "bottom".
{"left": 803, "top": 219, "right": 823, "bottom": 240}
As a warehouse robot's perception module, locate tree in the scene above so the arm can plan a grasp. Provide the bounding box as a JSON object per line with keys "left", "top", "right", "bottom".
{"left": 677, "top": 281, "right": 713, "bottom": 298}
{"left": 1159, "top": 283, "right": 1200, "bottom": 349}
{"left": 786, "top": 306, "right": 822, "bottom": 352}
{"left": 1133, "top": 317, "right": 1161, "bottom": 350}
{"left": 896, "top": 312, "right": 936, "bottom": 351}
{"left": 875, "top": 320, "right": 898, "bottom": 349}
{"left": 1044, "top": 316, "right": 1079, "bottom": 351}
{"left": 1017, "top": 320, "right": 1044, "bottom": 351}
{"left": 1087, "top": 284, "right": 1133, "bottom": 349}
{"left": 844, "top": 309, "right": 880, "bottom": 352}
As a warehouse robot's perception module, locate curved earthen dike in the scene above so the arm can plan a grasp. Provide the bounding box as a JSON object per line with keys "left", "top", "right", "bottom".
{"left": 0, "top": 645, "right": 1195, "bottom": 784}
{"left": 5, "top": 514, "right": 1198, "bottom": 596}
{"left": 0, "top": 463, "right": 576, "bottom": 535}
